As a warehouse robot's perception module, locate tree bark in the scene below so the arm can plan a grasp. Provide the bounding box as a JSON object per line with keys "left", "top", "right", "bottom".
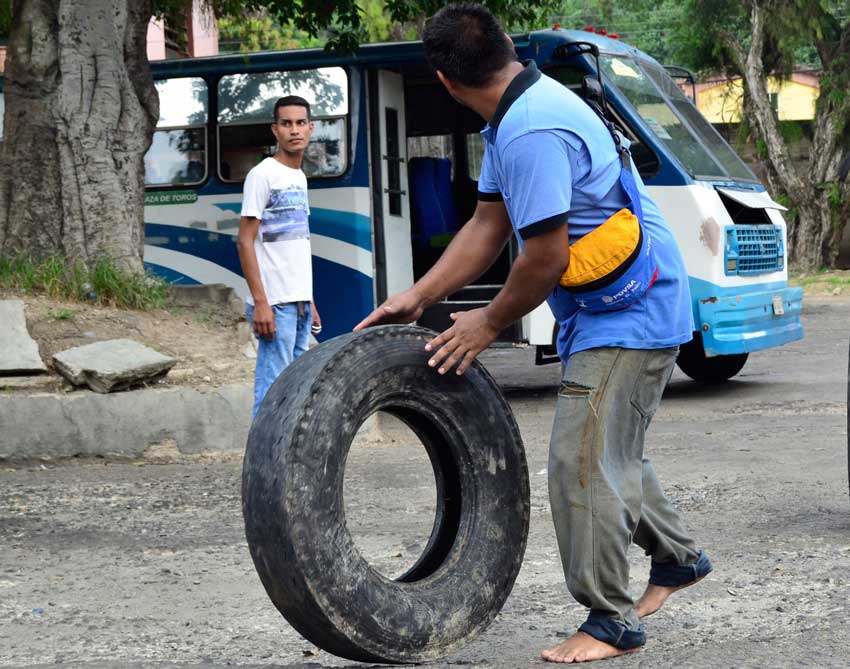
{"left": 0, "top": 0, "right": 158, "bottom": 272}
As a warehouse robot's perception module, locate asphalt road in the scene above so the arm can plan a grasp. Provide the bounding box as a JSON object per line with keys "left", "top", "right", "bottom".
{"left": 1, "top": 296, "right": 848, "bottom": 668}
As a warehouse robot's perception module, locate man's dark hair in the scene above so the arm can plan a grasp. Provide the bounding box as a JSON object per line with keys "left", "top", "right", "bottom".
{"left": 274, "top": 96, "right": 311, "bottom": 121}
{"left": 422, "top": 2, "right": 517, "bottom": 88}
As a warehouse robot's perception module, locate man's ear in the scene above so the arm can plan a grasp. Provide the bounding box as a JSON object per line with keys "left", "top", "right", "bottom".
{"left": 436, "top": 70, "right": 453, "bottom": 92}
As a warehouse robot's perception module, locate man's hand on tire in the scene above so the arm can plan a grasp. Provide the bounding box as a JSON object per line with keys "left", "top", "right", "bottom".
{"left": 353, "top": 289, "right": 425, "bottom": 331}
{"left": 425, "top": 307, "right": 500, "bottom": 376}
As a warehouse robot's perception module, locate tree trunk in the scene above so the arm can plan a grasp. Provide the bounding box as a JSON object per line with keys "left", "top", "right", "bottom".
{"left": 0, "top": 0, "right": 158, "bottom": 272}
{"left": 787, "top": 196, "right": 842, "bottom": 270}
{"left": 720, "top": 1, "right": 850, "bottom": 271}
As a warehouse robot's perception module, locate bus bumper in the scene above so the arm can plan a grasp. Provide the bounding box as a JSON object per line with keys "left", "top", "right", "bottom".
{"left": 695, "top": 285, "right": 803, "bottom": 357}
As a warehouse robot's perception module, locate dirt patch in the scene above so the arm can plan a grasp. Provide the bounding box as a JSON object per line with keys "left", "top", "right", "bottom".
{"left": 1, "top": 290, "right": 255, "bottom": 391}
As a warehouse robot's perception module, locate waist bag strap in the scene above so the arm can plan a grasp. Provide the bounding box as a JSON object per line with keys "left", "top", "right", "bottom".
{"left": 556, "top": 119, "right": 658, "bottom": 310}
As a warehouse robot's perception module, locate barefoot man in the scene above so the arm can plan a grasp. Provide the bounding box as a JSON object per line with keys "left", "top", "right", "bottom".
{"left": 355, "top": 2, "right": 711, "bottom": 663}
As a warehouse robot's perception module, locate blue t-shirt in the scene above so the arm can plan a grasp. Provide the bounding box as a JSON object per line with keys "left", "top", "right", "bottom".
{"left": 478, "top": 61, "right": 694, "bottom": 360}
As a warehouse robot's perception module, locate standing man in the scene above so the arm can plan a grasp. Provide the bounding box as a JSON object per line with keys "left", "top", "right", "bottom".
{"left": 355, "top": 3, "right": 711, "bottom": 663}
{"left": 238, "top": 95, "right": 321, "bottom": 417}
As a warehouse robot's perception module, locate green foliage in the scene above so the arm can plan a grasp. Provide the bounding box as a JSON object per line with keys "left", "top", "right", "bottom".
{"left": 774, "top": 192, "right": 799, "bottom": 223}
{"left": 779, "top": 121, "right": 805, "bottom": 145}
{"left": 551, "top": 0, "right": 698, "bottom": 65}
{"left": 824, "top": 180, "right": 844, "bottom": 230}
{"left": 48, "top": 309, "right": 76, "bottom": 321}
{"left": 0, "top": 255, "right": 168, "bottom": 310}
{"left": 218, "top": 12, "right": 324, "bottom": 52}
{"left": 385, "top": 0, "right": 561, "bottom": 32}
{"left": 734, "top": 117, "right": 752, "bottom": 153}
{"left": 0, "top": 1, "right": 10, "bottom": 38}
{"left": 360, "top": 0, "right": 399, "bottom": 42}
{"left": 156, "top": 0, "right": 564, "bottom": 53}
{"left": 826, "top": 181, "right": 842, "bottom": 210}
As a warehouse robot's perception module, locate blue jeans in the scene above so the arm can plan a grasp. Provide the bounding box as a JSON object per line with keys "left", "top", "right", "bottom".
{"left": 246, "top": 302, "right": 312, "bottom": 417}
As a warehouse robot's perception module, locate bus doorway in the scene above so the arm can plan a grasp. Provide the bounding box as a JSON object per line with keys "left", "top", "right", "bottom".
{"left": 389, "top": 63, "right": 519, "bottom": 340}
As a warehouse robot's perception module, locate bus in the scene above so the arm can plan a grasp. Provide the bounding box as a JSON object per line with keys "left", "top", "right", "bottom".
{"left": 141, "top": 28, "right": 803, "bottom": 382}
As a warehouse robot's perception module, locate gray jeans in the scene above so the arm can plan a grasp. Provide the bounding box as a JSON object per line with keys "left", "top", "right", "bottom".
{"left": 549, "top": 346, "right": 700, "bottom": 645}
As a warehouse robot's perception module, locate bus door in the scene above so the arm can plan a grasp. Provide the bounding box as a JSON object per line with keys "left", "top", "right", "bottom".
{"left": 400, "top": 65, "right": 520, "bottom": 341}
{"left": 370, "top": 70, "right": 414, "bottom": 302}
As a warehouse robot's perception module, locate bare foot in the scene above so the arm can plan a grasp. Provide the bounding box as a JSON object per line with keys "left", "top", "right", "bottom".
{"left": 540, "top": 631, "right": 639, "bottom": 663}
{"left": 634, "top": 575, "right": 707, "bottom": 618}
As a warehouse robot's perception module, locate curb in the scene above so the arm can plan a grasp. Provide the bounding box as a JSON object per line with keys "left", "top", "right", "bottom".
{"left": 0, "top": 383, "right": 252, "bottom": 459}
{"left": 0, "top": 347, "right": 561, "bottom": 460}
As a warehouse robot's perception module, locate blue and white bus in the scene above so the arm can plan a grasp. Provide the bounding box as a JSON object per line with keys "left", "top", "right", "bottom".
{"left": 142, "top": 29, "right": 803, "bottom": 382}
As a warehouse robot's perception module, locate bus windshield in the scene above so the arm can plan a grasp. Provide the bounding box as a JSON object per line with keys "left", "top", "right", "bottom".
{"left": 599, "top": 54, "right": 757, "bottom": 182}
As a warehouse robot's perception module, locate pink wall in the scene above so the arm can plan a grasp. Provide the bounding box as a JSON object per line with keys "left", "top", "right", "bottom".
{"left": 187, "top": 0, "right": 218, "bottom": 57}
{"left": 147, "top": 2, "right": 217, "bottom": 62}
{"left": 147, "top": 17, "right": 166, "bottom": 61}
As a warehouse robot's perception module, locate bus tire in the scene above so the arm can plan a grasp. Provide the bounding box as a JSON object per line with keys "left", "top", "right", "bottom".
{"left": 676, "top": 332, "right": 748, "bottom": 384}
{"left": 242, "top": 325, "right": 531, "bottom": 664}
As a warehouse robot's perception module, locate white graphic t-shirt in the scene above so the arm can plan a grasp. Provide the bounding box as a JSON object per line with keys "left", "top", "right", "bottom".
{"left": 240, "top": 157, "right": 313, "bottom": 306}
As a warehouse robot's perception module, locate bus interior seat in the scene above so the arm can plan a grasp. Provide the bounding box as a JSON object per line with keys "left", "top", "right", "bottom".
{"left": 408, "top": 156, "right": 460, "bottom": 250}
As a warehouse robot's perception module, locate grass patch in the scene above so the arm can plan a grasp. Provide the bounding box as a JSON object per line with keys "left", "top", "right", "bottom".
{"left": 0, "top": 255, "right": 168, "bottom": 310}
{"left": 796, "top": 276, "right": 850, "bottom": 287}
{"left": 47, "top": 309, "right": 76, "bottom": 320}
{"left": 788, "top": 269, "right": 850, "bottom": 294}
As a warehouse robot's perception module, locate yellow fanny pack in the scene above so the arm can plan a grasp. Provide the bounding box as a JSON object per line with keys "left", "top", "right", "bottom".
{"left": 558, "top": 208, "right": 656, "bottom": 311}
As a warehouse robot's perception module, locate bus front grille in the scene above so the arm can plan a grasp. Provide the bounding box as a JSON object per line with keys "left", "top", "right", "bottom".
{"left": 724, "top": 224, "right": 784, "bottom": 276}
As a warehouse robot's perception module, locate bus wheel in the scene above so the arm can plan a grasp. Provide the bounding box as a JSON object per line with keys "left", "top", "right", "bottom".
{"left": 676, "top": 332, "right": 748, "bottom": 384}
{"left": 242, "top": 325, "right": 530, "bottom": 663}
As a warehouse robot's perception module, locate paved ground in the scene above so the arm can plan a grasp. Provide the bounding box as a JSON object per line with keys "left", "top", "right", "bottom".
{"left": 1, "top": 297, "right": 849, "bottom": 668}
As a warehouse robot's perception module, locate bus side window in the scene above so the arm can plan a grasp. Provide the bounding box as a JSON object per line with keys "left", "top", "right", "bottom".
{"left": 145, "top": 77, "right": 208, "bottom": 187}
{"left": 217, "top": 68, "right": 349, "bottom": 182}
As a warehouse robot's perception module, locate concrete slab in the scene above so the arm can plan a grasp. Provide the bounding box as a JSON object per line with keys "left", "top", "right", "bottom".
{"left": 53, "top": 338, "right": 176, "bottom": 393}
{"left": 0, "top": 299, "right": 47, "bottom": 374}
{"left": 0, "top": 374, "right": 61, "bottom": 392}
{"left": 0, "top": 383, "right": 252, "bottom": 458}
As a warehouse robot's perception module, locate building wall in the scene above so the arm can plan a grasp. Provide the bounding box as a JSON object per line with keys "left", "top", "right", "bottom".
{"left": 697, "top": 75, "right": 819, "bottom": 124}
{"left": 147, "top": 18, "right": 167, "bottom": 61}
{"left": 147, "top": 1, "right": 217, "bottom": 62}
{"left": 187, "top": 0, "right": 218, "bottom": 57}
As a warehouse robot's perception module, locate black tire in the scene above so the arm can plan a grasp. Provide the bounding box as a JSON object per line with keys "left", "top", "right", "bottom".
{"left": 242, "top": 325, "right": 531, "bottom": 664}
{"left": 676, "top": 332, "right": 749, "bottom": 384}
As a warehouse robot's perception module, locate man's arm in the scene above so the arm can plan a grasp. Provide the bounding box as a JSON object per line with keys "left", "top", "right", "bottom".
{"left": 354, "top": 199, "right": 513, "bottom": 330}
{"left": 311, "top": 301, "right": 321, "bottom": 333}
{"left": 485, "top": 225, "right": 569, "bottom": 332}
{"left": 237, "top": 216, "right": 276, "bottom": 339}
{"left": 425, "top": 224, "right": 569, "bottom": 374}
